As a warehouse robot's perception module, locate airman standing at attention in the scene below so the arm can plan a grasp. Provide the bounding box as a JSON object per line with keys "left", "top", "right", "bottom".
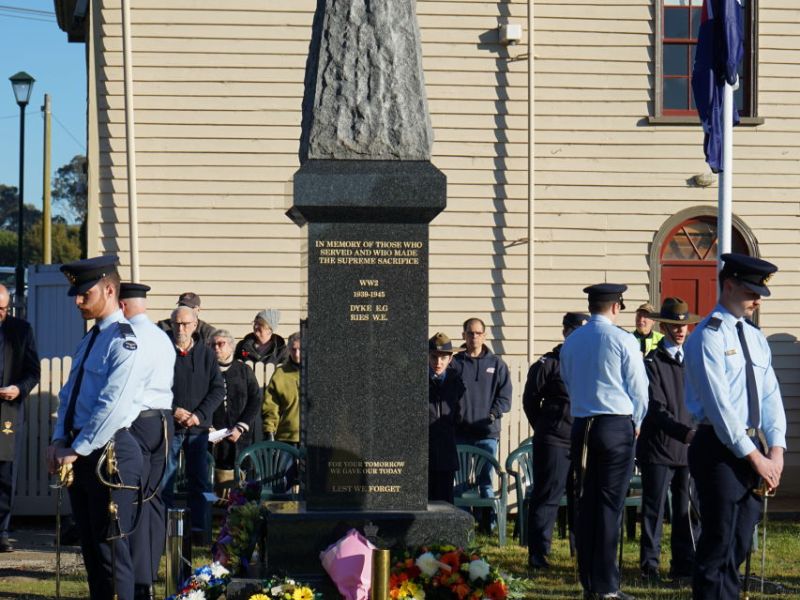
{"left": 46, "top": 256, "right": 146, "bottom": 600}
{"left": 560, "top": 284, "right": 649, "bottom": 600}
{"left": 684, "top": 254, "right": 787, "bottom": 600}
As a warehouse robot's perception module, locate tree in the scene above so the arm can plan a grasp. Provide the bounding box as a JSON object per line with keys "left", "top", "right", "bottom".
{"left": 0, "top": 185, "right": 42, "bottom": 232}
{"left": 24, "top": 218, "right": 82, "bottom": 264}
{"left": 52, "top": 154, "right": 87, "bottom": 224}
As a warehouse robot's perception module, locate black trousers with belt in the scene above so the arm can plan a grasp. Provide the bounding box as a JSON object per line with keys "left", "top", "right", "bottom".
{"left": 639, "top": 462, "right": 698, "bottom": 575}
{"left": 69, "top": 428, "right": 142, "bottom": 600}
{"left": 689, "top": 426, "right": 761, "bottom": 600}
{"left": 129, "top": 410, "right": 173, "bottom": 587}
{"left": 571, "top": 415, "right": 635, "bottom": 595}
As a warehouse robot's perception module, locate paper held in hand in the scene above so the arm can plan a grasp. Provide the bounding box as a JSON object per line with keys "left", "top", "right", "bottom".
{"left": 208, "top": 428, "right": 232, "bottom": 444}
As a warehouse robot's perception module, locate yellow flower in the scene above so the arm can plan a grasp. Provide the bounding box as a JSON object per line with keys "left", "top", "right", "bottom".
{"left": 249, "top": 594, "right": 271, "bottom": 600}
{"left": 398, "top": 581, "right": 425, "bottom": 600}
{"left": 292, "top": 587, "right": 314, "bottom": 600}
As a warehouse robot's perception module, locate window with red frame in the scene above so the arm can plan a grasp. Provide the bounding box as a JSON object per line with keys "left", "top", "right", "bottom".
{"left": 656, "top": 0, "right": 756, "bottom": 119}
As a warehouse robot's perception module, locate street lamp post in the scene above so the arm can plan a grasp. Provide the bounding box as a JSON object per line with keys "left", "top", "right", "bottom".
{"left": 9, "top": 71, "right": 35, "bottom": 317}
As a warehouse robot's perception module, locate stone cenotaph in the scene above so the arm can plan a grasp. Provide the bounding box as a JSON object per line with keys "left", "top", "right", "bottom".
{"left": 263, "top": 0, "right": 473, "bottom": 578}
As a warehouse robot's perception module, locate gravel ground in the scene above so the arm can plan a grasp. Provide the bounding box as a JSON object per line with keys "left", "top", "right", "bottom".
{"left": 0, "top": 521, "right": 84, "bottom": 577}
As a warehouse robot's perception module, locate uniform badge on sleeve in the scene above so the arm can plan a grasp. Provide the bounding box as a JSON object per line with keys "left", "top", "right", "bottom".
{"left": 123, "top": 340, "right": 138, "bottom": 351}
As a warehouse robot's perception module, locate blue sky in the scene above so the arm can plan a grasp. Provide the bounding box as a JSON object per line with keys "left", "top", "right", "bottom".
{"left": 0, "top": 1, "right": 86, "bottom": 214}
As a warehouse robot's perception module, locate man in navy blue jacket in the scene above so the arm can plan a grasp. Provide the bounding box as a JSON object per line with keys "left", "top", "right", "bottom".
{"left": 452, "top": 317, "right": 512, "bottom": 529}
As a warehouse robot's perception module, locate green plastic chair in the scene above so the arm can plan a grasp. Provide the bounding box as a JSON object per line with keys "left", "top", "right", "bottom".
{"left": 505, "top": 441, "right": 534, "bottom": 545}
{"left": 234, "top": 441, "right": 304, "bottom": 501}
{"left": 454, "top": 444, "right": 509, "bottom": 546}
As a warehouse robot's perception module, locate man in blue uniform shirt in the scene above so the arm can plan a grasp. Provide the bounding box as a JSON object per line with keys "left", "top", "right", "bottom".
{"left": 683, "top": 253, "right": 787, "bottom": 600}
{"left": 120, "top": 283, "right": 176, "bottom": 600}
{"left": 46, "top": 256, "right": 146, "bottom": 600}
{"left": 560, "top": 283, "right": 648, "bottom": 600}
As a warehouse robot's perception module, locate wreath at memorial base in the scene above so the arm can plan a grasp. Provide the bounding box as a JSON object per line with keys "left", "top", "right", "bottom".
{"left": 213, "top": 482, "right": 265, "bottom": 575}
{"left": 389, "top": 545, "right": 508, "bottom": 600}
{"left": 166, "top": 562, "right": 231, "bottom": 600}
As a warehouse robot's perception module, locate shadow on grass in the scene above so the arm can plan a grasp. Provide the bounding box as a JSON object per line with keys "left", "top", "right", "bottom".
{"left": 0, "top": 568, "right": 52, "bottom": 580}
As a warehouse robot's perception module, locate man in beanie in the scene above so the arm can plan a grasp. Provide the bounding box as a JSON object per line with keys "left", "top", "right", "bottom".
{"left": 523, "top": 311, "right": 588, "bottom": 570}
{"left": 637, "top": 298, "right": 700, "bottom": 583}
{"left": 684, "top": 254, "right": 787, "bottom": 599}
{"left": 428, "top": 333, "right": 465, "bottom": 504}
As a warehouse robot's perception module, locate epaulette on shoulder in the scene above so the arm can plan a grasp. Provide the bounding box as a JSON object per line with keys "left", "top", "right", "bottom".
{"left": 745, "top": 317, "right": 761, "bottom": 330}
{"left": 706, "top": 317, "right": 723, "bottom": 332}
{"left": 117, "top": 322, "right": 136, "bottom": 338}
{"left": 616, "top": 325, "right": 628, "bottom": 332}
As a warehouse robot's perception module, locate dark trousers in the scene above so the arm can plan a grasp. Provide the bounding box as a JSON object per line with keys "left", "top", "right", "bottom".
{"left": 571, "top": 415, "right": 635, "bottom": 595}
{"left": 527, "top": 441, "right": 571, "bottom": 560}
{"left": 639, "top": 462, "right": 698, "bottom": 575}
{"left": 689, "top": 427, "right": 761, "bottom": 600}
{"left": 69, "top": 429, "right": 142, "bottom": 600}
{"left": 163, "top": 429, "right": 210, "bottom": 532}
{"left": 0, "top": 409, "right": 24, "bottom": 538}
{"left": 428, "top": 469, "right": 455, "bottom": 504}
{"left": 129, "top": 411, "right": 173, "bottom": 585}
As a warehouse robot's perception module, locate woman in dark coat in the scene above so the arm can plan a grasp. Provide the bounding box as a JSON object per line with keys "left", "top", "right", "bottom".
{"left": 209, "top": 330, "right": 261, "bottom": 473}
{"left": 428, "top": 333, "right": 465, "bottom": 504}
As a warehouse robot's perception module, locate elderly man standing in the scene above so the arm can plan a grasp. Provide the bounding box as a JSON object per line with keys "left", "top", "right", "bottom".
{"left": 684, "top": 254, "right": 787, "bottom": 600}
{"left": 451, "top": 317, "right": 512, "bottom": 530}
{"left": 560, "top": 284, "right": 649, "bottom": 600}
{"left": 119, "top": 283, "right": 175, "bottom": 600}
{"left": 47, "top": 256, "right": 146, "bottom": 600}
{"left": 0, "top": 284, "right": 40, "bottom": 553}
{"left": 161, "top": 305, "right": 224, "bottom": 542}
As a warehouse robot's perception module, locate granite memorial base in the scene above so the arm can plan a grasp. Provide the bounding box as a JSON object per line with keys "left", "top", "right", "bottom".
{"left": 263, "top": 500, "right": 474, "bottom": 578}
{"left": 223, "top": 502, "right": 474, "bottom": 600}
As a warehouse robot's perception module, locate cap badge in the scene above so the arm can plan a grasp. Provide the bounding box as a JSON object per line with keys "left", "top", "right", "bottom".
{"left": 763, "top": 273, "right": 772, "bottom": 285}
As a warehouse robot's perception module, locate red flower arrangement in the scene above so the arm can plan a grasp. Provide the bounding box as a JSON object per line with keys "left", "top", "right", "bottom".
{"left": 389, "top": 545, "right": 508, "bottom": 600}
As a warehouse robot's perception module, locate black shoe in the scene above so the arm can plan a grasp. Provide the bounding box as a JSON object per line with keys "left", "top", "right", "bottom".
{"left": 527, "top": 555, "right": 550, "bottom": 570}
{"left": 59, "top": 523, "right": 81, "bottom": 546}
{"left": 134, "top": 584, "right": 154, "bottom": 600}
{"left": 640, "top": 566, "right": 661, "bottom": 583}
{"left": 585, "top": 592, "right": 637, "bottom": 600}
{"left": 0, "top": 538, "right": 12, "bottom": 553}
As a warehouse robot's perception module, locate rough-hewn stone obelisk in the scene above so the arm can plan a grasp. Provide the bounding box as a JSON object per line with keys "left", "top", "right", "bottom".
{"left": 264, "top": 0, "right": 473, "bottom": 579}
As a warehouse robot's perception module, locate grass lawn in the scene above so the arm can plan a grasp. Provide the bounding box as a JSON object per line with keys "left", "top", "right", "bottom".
{"left": 480, "top": 521, "right": 800, "bottom": 599}
{"left": 1, "top": 521, "right": 798, "bottom": 599}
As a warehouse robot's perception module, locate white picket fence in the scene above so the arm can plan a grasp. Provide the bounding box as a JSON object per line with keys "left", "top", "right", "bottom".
{"left": 14, "top": 357, "right": 531, "bottom": 516}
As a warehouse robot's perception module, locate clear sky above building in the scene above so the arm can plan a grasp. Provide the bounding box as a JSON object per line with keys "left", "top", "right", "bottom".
{"left": 0, "top": 1, "right": 86, "bottom": 218}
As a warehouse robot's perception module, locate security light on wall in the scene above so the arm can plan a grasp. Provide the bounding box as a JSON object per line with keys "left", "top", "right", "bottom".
{"left": 498, "top": 24, "right": 522, "bottom": 46}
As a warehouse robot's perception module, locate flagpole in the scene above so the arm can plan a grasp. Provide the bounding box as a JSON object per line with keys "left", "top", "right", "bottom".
{"left": 717, "top": 79, "right": 734, "bottom": 291}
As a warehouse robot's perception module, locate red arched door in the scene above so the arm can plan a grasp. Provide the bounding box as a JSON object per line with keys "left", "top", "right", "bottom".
{"left": 660, "top": 217, "right": 748, "bottom": 317}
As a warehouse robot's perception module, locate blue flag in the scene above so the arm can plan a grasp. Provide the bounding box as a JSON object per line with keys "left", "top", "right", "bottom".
{"left": 691, "top": 0, "right": 744, "bottom": 173}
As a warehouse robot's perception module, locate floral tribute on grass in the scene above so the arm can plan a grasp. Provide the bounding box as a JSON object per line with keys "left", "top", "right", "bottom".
{"left": 389, "top": 545, "right": 508, "bottom": 600}
{"left": 213, "top": 482, "right": 265, "bottom": 575}
{"left": 246, "top": 576, "right": 323, "bottom": 600}
{"left": 166, "top": 562, "right": 231, "bottom": 600}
